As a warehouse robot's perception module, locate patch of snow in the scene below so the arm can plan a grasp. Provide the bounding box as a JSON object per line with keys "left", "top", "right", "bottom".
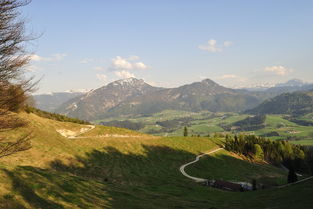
{"left": 66, "top": 102, "right": 78, "bottom": 111}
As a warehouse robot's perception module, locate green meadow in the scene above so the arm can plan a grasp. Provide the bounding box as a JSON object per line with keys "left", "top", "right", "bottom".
{"left": 0, "top": 113, "right": 312, "bottom": 208}
{"left": 95, "top": 110, "right": 313, "bottom": 145}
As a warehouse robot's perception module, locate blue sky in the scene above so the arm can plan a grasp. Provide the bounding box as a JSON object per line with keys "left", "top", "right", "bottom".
{"left": 22, "top": 0, "right": 313, "bottom": 93}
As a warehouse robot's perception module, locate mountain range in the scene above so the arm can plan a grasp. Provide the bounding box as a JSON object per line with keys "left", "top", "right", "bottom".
{"left": 33, "top": 92, "right": 84, "bottom": 112}
{"left": 33, "top": 78, "right": 313, "bottom": 121}
{"left": 246, "top": 90, "right": 313, "bottom": 116}
{"left": 55, "top": 78, "right": 163, "bottom": 120}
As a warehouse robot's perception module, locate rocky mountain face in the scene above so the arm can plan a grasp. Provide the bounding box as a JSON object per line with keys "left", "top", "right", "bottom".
{"left": 55, "top": 78, "right": 163, "bottom": 120}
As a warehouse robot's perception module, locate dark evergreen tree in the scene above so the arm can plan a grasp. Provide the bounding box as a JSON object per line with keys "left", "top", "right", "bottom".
{"left": 183, "top": 126, "right": 188, "bottom": 137}
{"left": 287, "top": 166, "right": 298, "bottom": 183}
{"left": 252, "top": 179, "right": 257, "bottom": 191}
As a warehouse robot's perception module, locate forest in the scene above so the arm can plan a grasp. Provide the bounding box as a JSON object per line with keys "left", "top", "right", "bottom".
{"left": 224, "top": 135, "right": 313, "bottom": 175}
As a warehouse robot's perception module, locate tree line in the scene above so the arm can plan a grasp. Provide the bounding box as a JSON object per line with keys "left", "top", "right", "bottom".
{"left": 224, "top": 135, "right": 313, "bottom": 176}
{"left": 25, "top": 106, "right": 90, "bottom": 125}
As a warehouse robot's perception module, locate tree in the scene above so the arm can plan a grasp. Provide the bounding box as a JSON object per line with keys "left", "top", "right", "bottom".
{"left": 0, "top": 0, "right": 34, "bottom": 158}
{"left": 252, "top": 179, "right": 257, "bottom": 191}
{"left": 0, "top": 0, "right": 36, "bottom": 112}
{"left": 254, "top": 144, "right": 264, "bottom": 160}
{"left": 287, "top": 166, "right": 298, "bottom": 183}
{"left": 183, "top": 126, "right": 188, "bottom": 137}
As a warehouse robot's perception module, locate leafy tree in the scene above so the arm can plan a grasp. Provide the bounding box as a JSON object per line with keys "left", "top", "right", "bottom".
{"left": 254, "top": 144, "right": 264, "bottom": 160}
{"left": 224, "top": 134, "right": 313, "bottom": 174}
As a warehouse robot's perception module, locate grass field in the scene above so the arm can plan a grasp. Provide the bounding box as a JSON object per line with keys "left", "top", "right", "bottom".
{"left": 95, "top": 110, "right": 313, "bottom": 145}
{"left": 0, "top": 112, "right": 313, "bottom": 208}
{"left": 186, "top": 149, "right": 287, "bottom": 186}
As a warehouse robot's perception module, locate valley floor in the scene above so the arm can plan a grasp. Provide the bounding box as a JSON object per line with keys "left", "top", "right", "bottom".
{"left": 95, "top": 110, "right": 313, "bottom": 145}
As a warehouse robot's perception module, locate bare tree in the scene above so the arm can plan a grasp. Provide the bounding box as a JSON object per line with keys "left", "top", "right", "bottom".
{"left": 0, "top": 0, "right": 31, "bottom": 82}
{"left": 0, "top": 0, "right": 34, "bottom": 158}
{"left": 0, "top": 134, "right": 31, "bottom": 158}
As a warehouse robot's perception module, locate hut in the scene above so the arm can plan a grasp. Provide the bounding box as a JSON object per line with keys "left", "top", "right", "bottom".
{"left": 212, "top": 180, "right": 243, "bottom": 192}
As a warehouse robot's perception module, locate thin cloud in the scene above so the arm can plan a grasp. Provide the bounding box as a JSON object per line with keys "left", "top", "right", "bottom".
{"left": 215, "top": 74, "right": 247, "bottom": 82}
{"left": 112, "top": 56, "right": 133, "bottom": 70}
{"left": 133, "top": 62, "right": 147, "bottom": 70}
{"left": 263, "top": 65, "right": 292, "bottom": 76}
{"left": 110, "top": 56, "right": 148, "bottom": 71}
{"left": 96, "top": 74, "right": 107, "bottom": 82}
{"left": 198, "top": 39, "right": 232, "bottom": 53}
{"left": 114, "top": 70, "right": 135, "bottom": 79}
{"left": 80, "top": 58, "right": 94, "bottom": 64}
{"left": 128, "top": 55, "right": 140, "bottom": 61}
{"left": 223, "top": 41, "right": 232, "bottom": 47}
{"left": 30, "top": 53, "right": 67, "bottom": 62}
{"left": 94, "top": 66, "right": 105, "bottom": 71}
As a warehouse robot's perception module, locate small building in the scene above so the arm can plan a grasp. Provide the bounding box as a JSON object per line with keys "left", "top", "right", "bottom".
{"left": 212, "top": 180, "right": 243, "bottom": 192}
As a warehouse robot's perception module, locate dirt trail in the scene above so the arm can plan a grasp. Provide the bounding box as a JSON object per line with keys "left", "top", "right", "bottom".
{"left": 179, "top": 148, "right": 223, "bottom": 183}
{"left": 179, "top": 147, "right": 313, "bottom": 188}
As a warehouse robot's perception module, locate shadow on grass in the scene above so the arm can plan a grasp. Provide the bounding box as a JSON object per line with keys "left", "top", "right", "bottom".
{"left": 3, "top": 145, "right": 205, "bottom": 208}
{"left": 1, "top": 144, "right": 294, "bottom": 209}
{"left": 0, "top": 196, "right": 27, "bottom": 209}
{"left": 4, "top": 169, "right": 64, "bottom": 209}
{"left": 186, "top": 153, "right": 287, "bottom": 186}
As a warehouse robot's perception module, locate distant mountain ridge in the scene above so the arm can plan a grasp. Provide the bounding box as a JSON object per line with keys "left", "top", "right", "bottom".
{"left": 33, "top": 92, "right": 84, "bottom": 112}
{"left": 246, "top": 90, "right": 313, "bottom": 116}
{"left": 102, "top": 79, "right": 261, "bottom": 118}
{"left": 55, "top": 78, "right": 263, "bottom": 120}
{"left": 275, "top": 79, "right": 307, "bottom": 87}
{"left": 242, "top": 79, "right": 313, "bottom": 93}
{"left": 55, "top": 78, "right": 163, "bottom": 120}
{"left": 35, "top": 78, "right": 313, "bottom": 121}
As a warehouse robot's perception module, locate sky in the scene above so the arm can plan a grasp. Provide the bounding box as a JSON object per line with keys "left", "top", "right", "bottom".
{"left": 21, "top": 0, "right": 313, "bottom": 93}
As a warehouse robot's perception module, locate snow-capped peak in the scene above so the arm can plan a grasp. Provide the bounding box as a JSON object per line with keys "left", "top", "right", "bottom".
{"left": 275, "top": 79, "right": 307, "bottom": 87}
{"left": 109, "top": 77, "right": 145, "bottom": 87}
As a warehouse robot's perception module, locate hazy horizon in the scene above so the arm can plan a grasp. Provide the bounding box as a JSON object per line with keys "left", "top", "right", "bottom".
{"left": 32, "top": 77, "right": 312, "bottom": 95}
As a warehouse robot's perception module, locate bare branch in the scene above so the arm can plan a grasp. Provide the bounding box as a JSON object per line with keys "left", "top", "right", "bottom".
{"left": 0, "top": 133, "right": 31, "bottom": 158}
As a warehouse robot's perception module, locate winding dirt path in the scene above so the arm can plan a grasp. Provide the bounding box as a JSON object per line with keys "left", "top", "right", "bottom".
{"left": 179, "top": 148, "right": 223, "bottom": 183}
{"left": 179, "top": 147, "right": 313, "bottom": 189}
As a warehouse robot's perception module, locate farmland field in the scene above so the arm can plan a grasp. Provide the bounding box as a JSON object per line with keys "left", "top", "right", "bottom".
{"left": 95, "top": 110, "right": 313, "bottom": 145}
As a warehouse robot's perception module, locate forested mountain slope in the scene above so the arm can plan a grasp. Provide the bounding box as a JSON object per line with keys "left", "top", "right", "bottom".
{"left": 246, "top": 91, "right": 313, "bottom": 116}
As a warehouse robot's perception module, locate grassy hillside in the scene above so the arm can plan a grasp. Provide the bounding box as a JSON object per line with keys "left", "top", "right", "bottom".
{"left": 186, "top": 149, "right": 287, "bottom": 186}
{"left": 0, "top": 112, "right": 312, "bottom": 208}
